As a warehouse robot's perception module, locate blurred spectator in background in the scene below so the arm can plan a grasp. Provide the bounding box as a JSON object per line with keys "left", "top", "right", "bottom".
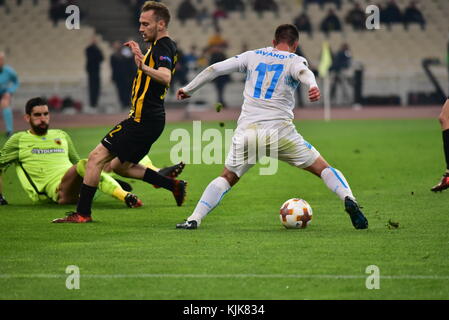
{"left": 320, "top": 9, "right": 342, "bottom": 36}
{"left": 171, "top": 46, "right": 189, "bottom": 93}
{"left": 85, "top": 37, "right": 104, "bottom": 112}
{"left": 254, "top": 0, "right": 279, "bottom": 18}
{"left": 383, "top": 0, "right": 402, "bottom": 29}
{"left": 177, "top": 0, "right": 198, "bottom": 26}
{"left": 293, "top": 12, "right": 313, "bottom": 38}
{"left": 110, "top": 41, "right": 130, "bottom": 110}
{"left": 0, "top": 52, "right": 19, "bottom": 137}
{"left": 49, "top": 0, "right": 66, "bottom": 27}
{"left": 345, "top": 2, "right": 366, "bottom": 31}
{"left": 207, "top": 27, "right": 228, "bottom": 49}
{"left": 403, "top": 1, "right": 426, "bottom": 30}
{"left": 330, "top": 43, "right": 352, "bottom": 103}
{"left": 212, "top": 3, "right": 228, "bottom": 29}
{"left": 196, "top": 6, "right": 211, "bottom": 30}
{"left": 184, "top": 45, "right": 199, "bottom": 72}
{"left": 209, "top": 45, "right": 230, "bottom": 108}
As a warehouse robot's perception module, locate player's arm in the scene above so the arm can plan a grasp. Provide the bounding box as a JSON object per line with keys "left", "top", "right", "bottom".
{"left": 125, "top": 41, "right": 172, "bottom": 86}
{"left": 7, "top": 67, "right": 20, "bottom": 94}
{"left": 292, "top": 58, "right": 320, "bottom": 102}
{"left": 177, "top": 55, "right": 244, "bottom": 99}
{"left": 141, "top": 66, "right": 172, "bottom": 86}
{"left": 63, "top": 131, "right": 81, "bottom": 164}
{"left": 0, "top": 133, "right": 21, "bottom": 205}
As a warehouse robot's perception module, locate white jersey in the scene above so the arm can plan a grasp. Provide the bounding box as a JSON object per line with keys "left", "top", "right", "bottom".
{"left": 182, "top": 46, "right": 316, "bottom": 125}
{"left": 235, "top": 47, "right": 310, "bottom": 124}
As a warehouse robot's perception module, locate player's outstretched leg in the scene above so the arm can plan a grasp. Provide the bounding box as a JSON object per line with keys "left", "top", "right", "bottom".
{"left": 176, "top": 169, "right": 235, "bottom": 229}
{"left": 431, "top": 99, "right": 449, "bottom": 192}
{"left": 320, "top": 167, "right": 368, "bottom": 229}
{"left": 305, "top": 156, "right": 368, "bottom": 229}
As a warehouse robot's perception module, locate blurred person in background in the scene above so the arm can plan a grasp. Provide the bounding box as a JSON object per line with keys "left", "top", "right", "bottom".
{"left": 330, "top": 43, "right": 352, "bottom": 103}
{"left": 85, "top": 36, "right": 104, "bottom": 112}
{"left": 293, "top": 12, "right": 313, "bottom": 38}
{"left": 253, "top": 0, "right": 279, "bottom": 18}
{"left": 320, "top": 8, "right": 342, "bottom": 36}
{"left": 345, "top": 2, "right": 366, "bottom": 31}
{"left": 184, "top": 45, "right": 199, "bottom": 72}
{"left": 171, "top": 44, "right": 189, "bottom": 94}
{"left": 431, "top": 99, "right": 449, "bottom": 192}
{"left": 383, "top": 0, "right": 402, "bottom": 29}
{"left": 177, "top": 0, "right": 198, "bottom": 26}
{"left": 209, "top": 44, "right": 230, "bottom": 108}
{"left": 111, "top": 41, "right": 131, "bottom": 110}
{"left": 403, "top": 1, "right": 426, "bottom": 30}
{"left": 0, "top": 51, "right": 19, "bottom": 137}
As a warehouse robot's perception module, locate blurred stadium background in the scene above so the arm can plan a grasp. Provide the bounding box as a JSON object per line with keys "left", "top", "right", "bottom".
{"left": 0, "top": 0, "right": 448, "bottom": 118}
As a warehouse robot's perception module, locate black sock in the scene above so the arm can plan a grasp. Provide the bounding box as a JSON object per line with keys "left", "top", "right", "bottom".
{"left": 443, "top": 129, "right": 449, "bottom": 171}
{"left": 76, "top": 183, "right": 97, "bottom": 217}
{"left": 143, "top": 168, "right": 175, "bottom": 191}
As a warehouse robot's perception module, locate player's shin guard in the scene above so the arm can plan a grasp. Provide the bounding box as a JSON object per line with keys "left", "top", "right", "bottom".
{"left": 188, "top": 177, "right": 231, "bottom": 225}
{"left": 2, "top": 107, "right": 13, "bottom": 134}
{"left": 321, "top": 167, "right": 354, "bottom": 201}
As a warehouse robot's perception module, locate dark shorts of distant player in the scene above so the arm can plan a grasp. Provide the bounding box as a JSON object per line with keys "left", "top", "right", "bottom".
{"left": 101, "top": 117, "right": 165, "bottom": 164}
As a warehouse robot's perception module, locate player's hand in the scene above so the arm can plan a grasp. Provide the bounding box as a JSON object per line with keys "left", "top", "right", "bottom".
{"left": 0, "top": 194, "right": 8, "bottom": 205}
{"left": 176, "top": 89, "right": 191, "bottom": 100}
{"left": 124, "top": 41, "right": 144, "bottom": 69}
{"left": 308, "top": 86, "right": 320, "bottom": 102}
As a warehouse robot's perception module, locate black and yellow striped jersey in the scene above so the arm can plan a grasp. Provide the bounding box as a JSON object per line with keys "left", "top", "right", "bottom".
{"left": 129, "top": 37, "right": 177, "bottom": 123}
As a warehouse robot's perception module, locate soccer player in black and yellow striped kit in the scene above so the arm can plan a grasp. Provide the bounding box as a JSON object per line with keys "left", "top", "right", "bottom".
{"left": 53, "top": 1, "right": 187, "bottom": 223}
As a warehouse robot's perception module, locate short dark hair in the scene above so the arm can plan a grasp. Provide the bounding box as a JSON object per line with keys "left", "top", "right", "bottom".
{"left": 141, "top": 1, "right": 171, "bottom": 27}
{"left": 274, "top": 24, "right": 299, "bottom": 46}
{"left": 25, "top": 97, "right": 48, "bottom": 115}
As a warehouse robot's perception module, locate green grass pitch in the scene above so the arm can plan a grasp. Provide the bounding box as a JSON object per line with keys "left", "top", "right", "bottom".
{"left": 0, "top": 118, "right": 448, "bottom": 299}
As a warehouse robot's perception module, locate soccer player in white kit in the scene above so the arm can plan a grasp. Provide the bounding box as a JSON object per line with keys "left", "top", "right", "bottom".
{"left": 176, "top": 24, "right": 368, "bottom": 230}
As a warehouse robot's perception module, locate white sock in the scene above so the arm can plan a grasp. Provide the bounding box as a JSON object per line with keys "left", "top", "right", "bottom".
{"left": 321, "top": 167, "right": 354, "bottom": 201}
{"left": 188, "top": 177, "right": 231, "bottom": 225}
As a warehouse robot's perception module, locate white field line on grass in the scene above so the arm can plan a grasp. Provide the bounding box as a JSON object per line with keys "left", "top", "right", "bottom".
{"left": 1, "top": 274, "right": 449, "bottom": 280}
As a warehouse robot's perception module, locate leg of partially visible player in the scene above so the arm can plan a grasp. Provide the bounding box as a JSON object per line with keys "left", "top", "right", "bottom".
{"left": 303, "top": 156, "right": 368, "bottom": 229}
{"left": 431, "top": 99, "right": 449, "bottom": 192}
{"left": 1, "top": 93, "right": 14, "bottom": 137}
{"left": 53, "top": 144, "right": 115, "bottom": 223}
{"left": 74, "top": 159, "right": 142, "bottom": 207}
{"left": 176, "top": 167, "right": 237, "bottom": 229}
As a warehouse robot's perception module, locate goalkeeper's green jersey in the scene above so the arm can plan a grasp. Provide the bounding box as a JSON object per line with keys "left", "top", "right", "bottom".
{"left": 0, "top": 129, "right": 80, "bottom": 202}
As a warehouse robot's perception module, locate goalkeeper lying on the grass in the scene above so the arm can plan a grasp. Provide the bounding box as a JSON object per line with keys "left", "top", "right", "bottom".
{"left": 0, "top": 97, "right": 184, "bottom": 207}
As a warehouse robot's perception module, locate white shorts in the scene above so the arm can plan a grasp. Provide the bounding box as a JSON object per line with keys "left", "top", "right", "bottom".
{"left": 225, "top": 120, "right": 320, "bottom": 177}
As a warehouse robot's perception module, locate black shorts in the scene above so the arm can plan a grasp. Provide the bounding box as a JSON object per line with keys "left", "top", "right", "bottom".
{"left": 101, "top": 117, "right": 165, "bottom": 164}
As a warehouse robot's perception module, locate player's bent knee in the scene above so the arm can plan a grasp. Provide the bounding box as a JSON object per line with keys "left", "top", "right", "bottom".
{"left": 221, "top": 169, "right": 239, "bottom": 186}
